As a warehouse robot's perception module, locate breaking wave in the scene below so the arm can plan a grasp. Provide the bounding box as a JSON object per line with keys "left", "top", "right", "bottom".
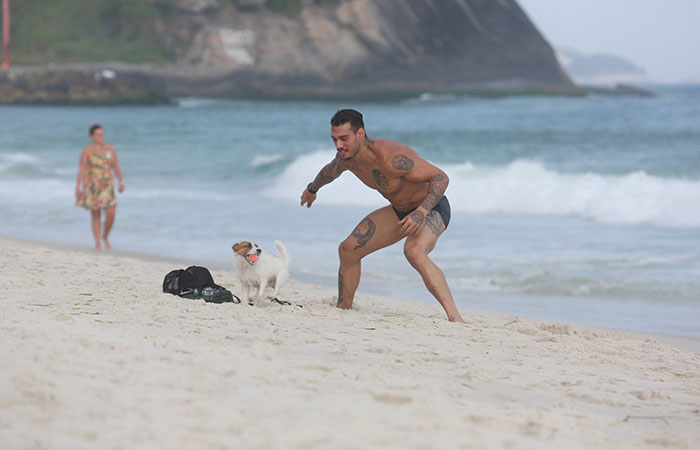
{"left": 266, "top": 151, "right": 700, "bottom": 228}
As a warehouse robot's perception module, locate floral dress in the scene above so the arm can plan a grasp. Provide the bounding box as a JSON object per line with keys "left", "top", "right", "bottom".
{"left": 78, "top": 148, "right": 117, "bottom": 210}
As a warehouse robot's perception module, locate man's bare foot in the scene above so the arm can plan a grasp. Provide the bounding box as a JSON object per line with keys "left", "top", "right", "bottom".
{"left": 448, "top": 314, "right": 465, "bottom": 323}
{"left": 94, "top": 245, "right": 101, "bottom": 251}
{"left": 103, "top": 237, "right": 111, "bottom": 250}
{"left": 336, "top": 301, "right": 352, "bottom": 310}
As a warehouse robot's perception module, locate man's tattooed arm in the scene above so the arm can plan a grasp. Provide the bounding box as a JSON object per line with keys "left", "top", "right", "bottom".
{"left": 419, "top": 171, "right": 449, "bottom": 212}
{"left": 309, "top": 157, "right": 346, "bottom": 192}
{"left": 391, "top": 154, "right": 415, "bottom": 171}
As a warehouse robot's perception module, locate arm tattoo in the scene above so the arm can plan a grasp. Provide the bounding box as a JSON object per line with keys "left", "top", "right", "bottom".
{"left": 391, "top": 154, "right": 415, "bottom": 170}
{"left": 351, "top": 217, "right": 376, "bottom": 250}
{"left": 409, "top": 210, "right": 425, "bottom": 226}
{"left": 329, "top": 158, "right": 343, "bottom": 176}
{"left": 372, "top": 169, "right": 389, "bottom": 189}
{"left": 425, "top": 211, "right": 443, "bottom": 235}
{"left": 337, "top": 272, "right": 345, "bottom": 306}
{"left": 312, "top": 158, "right": 344, "bottom": 189}
{"left": 420, "top": 171, "right": 448, "bottom": 212}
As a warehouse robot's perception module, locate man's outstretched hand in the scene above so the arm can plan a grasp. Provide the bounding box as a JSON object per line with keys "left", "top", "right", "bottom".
{"left": 300, "top": 189, "right": 316, "bottom": 208}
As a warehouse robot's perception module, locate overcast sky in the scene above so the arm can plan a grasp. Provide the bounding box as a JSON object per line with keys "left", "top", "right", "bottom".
{"left": 518, "top": 0, "right": 700, "bottom": 83}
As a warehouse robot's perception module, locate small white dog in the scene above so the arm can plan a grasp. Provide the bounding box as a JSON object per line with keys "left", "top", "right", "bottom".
{"left": 232, "top": 240, "right": 290, "bottom": 305}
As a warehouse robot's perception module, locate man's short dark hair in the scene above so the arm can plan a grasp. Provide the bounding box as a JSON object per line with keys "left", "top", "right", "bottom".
{"left": 331, "top": 109, "right": 364, "bottom": 133}
{"left": 89, "top": 124, "right": 102, "bottom": 136}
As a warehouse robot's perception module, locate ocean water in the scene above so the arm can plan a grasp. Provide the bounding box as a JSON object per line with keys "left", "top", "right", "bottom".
{"left": 1, "top": 87, "right": 699, "bottom": 336}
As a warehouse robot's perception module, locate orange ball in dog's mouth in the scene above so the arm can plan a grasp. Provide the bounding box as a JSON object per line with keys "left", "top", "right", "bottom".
{"left": 246, "top": 254, "right": 259, "bottom": 264}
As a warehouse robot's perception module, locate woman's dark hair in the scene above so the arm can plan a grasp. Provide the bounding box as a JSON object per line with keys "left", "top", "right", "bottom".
{"left": 331, "top": 109, "right": 364, "bottom": 133}
{"left": 89, "top": 124, "right": 102, "bottom": 136}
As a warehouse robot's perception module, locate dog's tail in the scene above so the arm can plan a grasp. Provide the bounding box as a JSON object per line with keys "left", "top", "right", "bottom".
{"left": 274, "top": 240, "right": 290, "bottom": 267}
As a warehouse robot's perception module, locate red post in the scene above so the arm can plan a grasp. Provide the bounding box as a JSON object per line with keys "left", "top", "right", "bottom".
{"left": 1, "top": 0, "right": 9, "bottom": 69}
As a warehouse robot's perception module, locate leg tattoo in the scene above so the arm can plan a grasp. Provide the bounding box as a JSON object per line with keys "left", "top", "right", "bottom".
{"left": 337, "top": 272, "right": 345, "bottom": 306}
{"left": 351, "top": 217, "right": 376, "bottom": 250}
{"left": 425, "top": 211, "right": 443, "bottom": 235}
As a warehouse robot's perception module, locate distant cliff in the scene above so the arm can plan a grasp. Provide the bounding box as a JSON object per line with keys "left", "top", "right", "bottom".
{"left": 0, "top": 0, "right": 577, "bottom": 103}
{"left": 557, "top": 48, "right": 650, "bottom": 86}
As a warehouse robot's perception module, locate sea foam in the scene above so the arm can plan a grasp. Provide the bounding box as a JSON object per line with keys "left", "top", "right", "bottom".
{"left": 266, "top": 151, "right": 700, "bottom": 228}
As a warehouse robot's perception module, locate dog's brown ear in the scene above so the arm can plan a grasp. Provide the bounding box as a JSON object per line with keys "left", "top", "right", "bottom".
{"left": 233, "top": 243, "right": 239, "bottom": 252}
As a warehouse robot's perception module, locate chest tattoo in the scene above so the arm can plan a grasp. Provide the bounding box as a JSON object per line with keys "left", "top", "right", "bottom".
{"left": 372, "top": 169, "right": 389, "bottom": 189}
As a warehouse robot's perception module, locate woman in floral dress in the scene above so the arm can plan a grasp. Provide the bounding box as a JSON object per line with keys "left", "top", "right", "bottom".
{"left": 75, "top": 124, "right": 125, "bottom": 250}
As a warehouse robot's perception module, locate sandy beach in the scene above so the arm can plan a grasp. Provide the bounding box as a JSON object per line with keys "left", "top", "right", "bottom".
{"left": 1, "top": 236, "right": 699, "bottom": 449}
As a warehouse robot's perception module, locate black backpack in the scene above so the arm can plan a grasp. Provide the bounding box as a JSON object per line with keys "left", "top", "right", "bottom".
{"left": 163, "top": 265, "right": 240, "bottom": 304}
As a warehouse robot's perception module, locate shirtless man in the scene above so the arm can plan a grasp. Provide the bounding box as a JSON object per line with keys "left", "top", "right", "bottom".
{"left": 300, "top": 109, "right": 465, "bottom": 322}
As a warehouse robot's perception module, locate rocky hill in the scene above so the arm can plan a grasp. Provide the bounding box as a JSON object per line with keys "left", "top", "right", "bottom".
{"left": 0, "top": 0, "right": 577, "bottom": 103}
{"left": 557, "top": 48, "right": 649, "bottom": 86}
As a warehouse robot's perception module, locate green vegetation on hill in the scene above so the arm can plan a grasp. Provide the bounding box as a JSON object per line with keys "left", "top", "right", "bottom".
{"left": 11, "top": 0, "right": 172, "bottom": 64}
{"left": 9, "top": 0, "right": 340, "bottom": 64}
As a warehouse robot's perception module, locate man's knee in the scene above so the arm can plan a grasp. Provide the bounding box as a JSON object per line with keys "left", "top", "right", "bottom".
{"left": 338, "top": 239, "right": 360, "bottom": 262}
{"left": 404, "top": 243, "right": 428, "bottom": 267}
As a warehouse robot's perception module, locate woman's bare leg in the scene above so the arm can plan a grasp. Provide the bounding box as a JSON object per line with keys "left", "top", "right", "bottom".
{"left": 90, "top": 209, "right": 102, "bottom": 250}
{"left": 102, "top": 206, "right": 116, "bottom": 250}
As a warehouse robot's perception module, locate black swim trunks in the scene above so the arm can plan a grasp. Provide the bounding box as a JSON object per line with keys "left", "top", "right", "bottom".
{"left": 392, "top": 196, "right": 451, "bottom": 231}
